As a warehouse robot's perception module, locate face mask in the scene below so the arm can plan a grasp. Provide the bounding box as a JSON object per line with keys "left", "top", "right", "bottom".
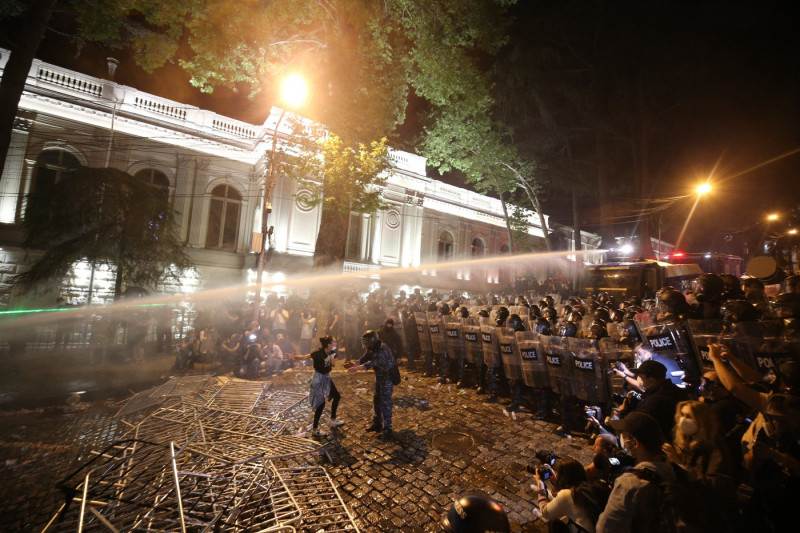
{"left": 329, "top": 346, "right": 337, "bottom": 353}
{"left": 678, "top": 416, "right": 698, "bottom": 436}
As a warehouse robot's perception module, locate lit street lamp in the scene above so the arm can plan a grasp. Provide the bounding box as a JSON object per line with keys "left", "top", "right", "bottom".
{"left": 673, "top": 182, "right": 712, "bottom": 252}
{"left": 254, "top": 75, "right": 308, "bottom": 317}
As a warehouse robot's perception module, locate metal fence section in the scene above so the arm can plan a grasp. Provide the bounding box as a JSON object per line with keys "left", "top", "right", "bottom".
{"left": 277, "top": 466, "right": 361, "bottom": 532}
{"left": 43, "top": 375, "right": 356, "bottom": 532}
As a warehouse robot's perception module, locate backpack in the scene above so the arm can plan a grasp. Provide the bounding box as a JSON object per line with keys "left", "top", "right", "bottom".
{"left": 631, "top": 463, "right": 722, "bottom": 533}
{"left": 571, "top": 480, "right": 612, "bottom": 526}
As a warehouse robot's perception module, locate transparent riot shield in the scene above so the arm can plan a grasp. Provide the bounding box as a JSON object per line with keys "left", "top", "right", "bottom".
{"left": 517, "top": 331, "right": 550, "bottom": 388}
{"left": 480, "top": 325, "right": 501, "bottom": 368}
{"left": 731, "top": 328, "right": 798, "bottom": 382}
{"left": 599, "top": 338, "right": 636, "bottom": 399}
{"left": 427, "top": 311, "right": 446, "bottom": 360}
{"left": 508, "top": 306, "right": 530, "bottom": 321}
{"left": 567, "top": 338, "right": 608, "bottom": 404}
{"left": 499, "top": 329, "right": 523, "bottom": 380}
{"left": 463, "top": 323, "right": 484, "bottom": 367}
{"left": 540, "top": 335, "right": 573, "bottom": 396}
{"left": 686, "top": 320, "right": 731, "bottom": 371}
{"left": 634, "top": 313, "right": 701, "bottom": 386}
{"left": 443, "top": 315, "right": 466, "bottom": 363}
{"left": 414, "top": 311, "right": 432, "bottom": 360}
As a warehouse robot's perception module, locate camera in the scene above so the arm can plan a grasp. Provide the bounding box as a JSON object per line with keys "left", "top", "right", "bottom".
{"left": 248, "top": 334, "right": 257, "bottom": 342}
{"left": 527, "top": 450, "right": 558, "bottom": 480}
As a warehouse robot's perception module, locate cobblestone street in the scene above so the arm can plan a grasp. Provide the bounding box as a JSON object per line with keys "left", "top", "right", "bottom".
{"left": 0, "top": 361, "right": 594, "bottom": 532}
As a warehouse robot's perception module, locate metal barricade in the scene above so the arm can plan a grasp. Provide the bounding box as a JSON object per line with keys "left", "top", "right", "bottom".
{"left": 414, "top": 311, "right": 432, "bottom": 359}
{"left": 517, "top": 331, "right": 549, "bottom": 388}
{"left": 567, "top": 338, "right": 608, "bottom": 404}
{"left": 480, "top": 325, "right": 501, "bottom": 368}
{"left": 599, "top": 338, "right": 636, "bottom": 399}
{"left": 540, "top": 335, "right": 573, "bottom": 396}
{"left": 499, "top": 329, "right": 523, "bottom": 380}
{"left": 443, "top": 315, "right": 466, "bottom": 362}
{"left": 463, "top": 323, "right": 484, "bottom": 366}
{"left": 428, "top": 311, "right": 446, "bottom": 359}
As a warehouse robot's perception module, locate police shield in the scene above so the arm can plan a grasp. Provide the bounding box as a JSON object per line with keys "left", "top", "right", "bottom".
{"left": 517, "top": 331, "right": 550, "bottom": 388}
{"left": 568, "top": 338, "right": 608, "bottom": 404}
{"left": 634, "top": 313, "right": 700, "bottom": 385}
{"left": 499, "top": 329, "right": 523, "bottom": 380}
{"left": 540, "top": 335, "right": 573, "bottom": 396}
{"left": 728, "top": 321, "right": 798, "bottom": 382}
{"left": 685, "top": 319, "right": 731, "bottom": 371}
{"left": 414, "top": 311, "right": 432, "bottom": 360}
{"left": 463, "top": 323, "right": 484, "bottom": 366}
{"left": 443, "top": 315, "right": 466, "bottom": 363}
{"left": 508, "top": 306, "right": 530, "bottom": 321}
{"left": 427, "top": 311, "right": 446, "bottom": 359}
{"left": 480, "top": 325, "right": 501, "bottom": 368}
{"left": 599, "top": 338, "right": 636, "bottom": 399}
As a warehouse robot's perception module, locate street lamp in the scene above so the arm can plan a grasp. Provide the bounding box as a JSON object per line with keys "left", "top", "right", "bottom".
{"left": 254, "top": 74, "right": 308, "bottom": 317}
{"left": 673, "top": 182, "right": 712, "bottom": 252}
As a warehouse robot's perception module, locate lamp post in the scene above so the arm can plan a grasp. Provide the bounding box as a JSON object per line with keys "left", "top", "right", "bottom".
{"left": 673, "top": 182, "right": 712, "bottom": 252}
{"left": 253, "top": 75, "right": 308, "bottom": 318}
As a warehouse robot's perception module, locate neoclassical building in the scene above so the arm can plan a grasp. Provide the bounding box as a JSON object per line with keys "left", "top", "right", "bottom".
{"left": 0, "top": 49, "right": 601, "bottom": 308}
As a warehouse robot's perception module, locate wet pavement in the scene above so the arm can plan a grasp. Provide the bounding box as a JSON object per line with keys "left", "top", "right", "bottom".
{"left": 0, "top": 354, "right": 595, "bottom": 532}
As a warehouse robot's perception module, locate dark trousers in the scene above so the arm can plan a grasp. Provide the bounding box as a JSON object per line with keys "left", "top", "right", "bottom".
{"left": 313, "top": 381, "right": 341, "bottom": 428}
{"left": 372, "top": 378, "right": 394, "bottom": 431}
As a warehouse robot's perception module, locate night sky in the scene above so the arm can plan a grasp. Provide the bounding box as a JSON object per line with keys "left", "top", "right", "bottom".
{"left": 31, "top": 0, "right": 800, "bottom": 256}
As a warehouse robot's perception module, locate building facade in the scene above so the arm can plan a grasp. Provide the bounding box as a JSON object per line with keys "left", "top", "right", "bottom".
{"left": 0, "top": 49, "right": 602, "bottom": 309}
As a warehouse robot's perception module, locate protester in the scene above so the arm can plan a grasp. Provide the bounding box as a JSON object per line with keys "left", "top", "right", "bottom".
{"left": 620, "top": 360, "right": 688, "bottom": 441}
{"left": 535, "top": 457, "right": 601, "bottom": 533}
{"left": 309, "top": 335, "right": 344, "bottom": 438}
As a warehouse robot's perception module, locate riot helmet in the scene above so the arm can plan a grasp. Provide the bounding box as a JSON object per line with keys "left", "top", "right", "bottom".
{"left": 495, "top": 306, "right": 510, "bottom": 326}
{"left": 442, "top": 494, "right": 510, "bottom": 533}
{"left": 477, "top": 309, "right": 490, "bottom": 319}
{"left": 361, "top": 330, "right": 381, "bottom": 351}
{"left": 587, "top": 321, "right": 609, "bottom": 340}
{"left": 572, "top": 304, "right": 587, "bottom": 316}
{"left": 594, "top": 308, "right": 611, "bottom": 323}
{"left": 439, "top": 303, "right": 451, "bottom": 316}
{"left": 656, "top": 286, "right": 691, "bottom": 316}
{"left": 606, "top": 295, "right": 617, "bottom": 309}
{"left": 773, "top": 293, "right": 800, "bottom": 319}
{"left": 559, "top": 321, "right": 578, "bottom": 338}
{"left": 457, "top": 306, "right": 470, "bottom": 319}
{"left": 567, "top": 298, "right": 580, "bottom": 306}
{"left": 620, "top": 319, "right": 642, "bottom": 346}
{"left": 544, "top": 295, "right": 555, "bottom": 307}
{"left": 567, "top": 310, "right": 583, "bottom": 323}
{"left": 692, "top": 273, "right": 724, "bottom": 303}
{"left": 543, "top": 307, "right": 558, "bottom": 322}
{"left": 529, "top": 304, "right": 542, "bottom": 318}
{"left": 720, "top": 299, "right": 758, "bottom": 323}
{"left": 608, "top": 308, "right": 624, "bottom": 323}
{"left": 782, "top": 274, "right": 800, "bottom": 294}
{"left": 507, "top": 314, "right": 526, "bottom": 332}
{"left": 627, "top": 295, "right": 643, "bottom": 307}
{"left": 559, "top": 304, "right": 573, "bottom": 319}
{"left": 533, "top": 317, "right": 551, "bottom": 335}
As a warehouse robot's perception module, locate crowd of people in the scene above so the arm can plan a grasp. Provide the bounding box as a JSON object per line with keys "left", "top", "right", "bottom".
{"left": 165, "top": 271, "right": 799, "bottom": 533}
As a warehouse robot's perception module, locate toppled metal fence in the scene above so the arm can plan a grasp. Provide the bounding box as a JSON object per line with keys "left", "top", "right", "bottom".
{"left": 44, "top": 375, "right": 360, "bottom": 532}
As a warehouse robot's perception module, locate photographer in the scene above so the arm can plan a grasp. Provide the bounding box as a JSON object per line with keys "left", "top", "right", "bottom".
{"left": 585, "top": 435, "right": 633, "bottom": 483}
{"left": 619, "top": 360, "right": 688, "bottom": 441}
{"left": 535, "top": 457, "right": 608, "bottom": 533}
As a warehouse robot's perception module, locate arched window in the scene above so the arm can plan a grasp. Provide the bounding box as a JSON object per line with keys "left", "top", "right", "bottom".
{"left": 438, "top": 231, "right": 454, "bottom": 259}
{"left": 500, "top": 243, "right": 510, "bottom": 254}
{"left": 206, "top": 184, "right": 242, "bottom": 251}
{"left": 135, "top": 168, "right": 170, "bottom": 202}
{"left": 471, "top": 237, "right": 486, "bottom": 257}
{"left": 34, "top": 149, "right": 80, "bottom": 193}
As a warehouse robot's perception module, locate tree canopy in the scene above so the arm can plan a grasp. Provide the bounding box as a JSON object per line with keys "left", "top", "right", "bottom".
{"left": 14, "top": 166, "right": 192, "bottom": 297}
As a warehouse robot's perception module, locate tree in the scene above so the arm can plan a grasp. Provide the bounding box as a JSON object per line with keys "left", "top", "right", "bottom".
{"left": 288, "top": 133, "right": 391, "bottom": 269}
{"left": 13, "top": 166, "right": 192, "bottom": 298}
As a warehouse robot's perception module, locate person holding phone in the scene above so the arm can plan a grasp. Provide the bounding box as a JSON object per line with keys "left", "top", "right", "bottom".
{"left": 535, "top": 457, "right": 602, "bottom": 533}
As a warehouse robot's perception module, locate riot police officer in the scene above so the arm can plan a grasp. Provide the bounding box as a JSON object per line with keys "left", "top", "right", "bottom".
{"left": 348, "top": 330, "right": 397, "bottom": 440}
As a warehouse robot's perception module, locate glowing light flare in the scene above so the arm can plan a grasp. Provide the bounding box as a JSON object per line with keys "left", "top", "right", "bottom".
{"left": 281, "top": 74, "right": 309, "bottom": 109}
{"left": 767, "top": 213, "right": 779, "bottom": 221}
{"left": 620, "top": 244, "right": 634, "bottom": 255}
{"left": 789, "top": 229, "right": 798, "bottom": 235}
{"left": 696, "top": 183, "right": 711, "bottom": 195}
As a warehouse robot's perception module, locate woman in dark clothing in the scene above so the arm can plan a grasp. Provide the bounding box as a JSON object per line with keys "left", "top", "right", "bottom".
{"left": 309, "top": 335, "right": 344, "bottom": 437}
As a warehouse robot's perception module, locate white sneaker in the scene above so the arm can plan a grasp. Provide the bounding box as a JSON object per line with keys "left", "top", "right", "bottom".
{"left": 328, "top": 419, "right": 345, "bottom": 428}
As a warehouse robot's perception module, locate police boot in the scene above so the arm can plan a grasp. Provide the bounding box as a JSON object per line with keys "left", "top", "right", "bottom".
{"left": 484, "top": 394, "right": 499, "bottom": 404}
{"left": 377, "top": 429, "right": 393, "bottom": 440}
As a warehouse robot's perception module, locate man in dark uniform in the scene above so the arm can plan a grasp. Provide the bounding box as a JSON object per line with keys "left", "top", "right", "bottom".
{"left": 348, "top": 330, "right": 396, "bottom": 440}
